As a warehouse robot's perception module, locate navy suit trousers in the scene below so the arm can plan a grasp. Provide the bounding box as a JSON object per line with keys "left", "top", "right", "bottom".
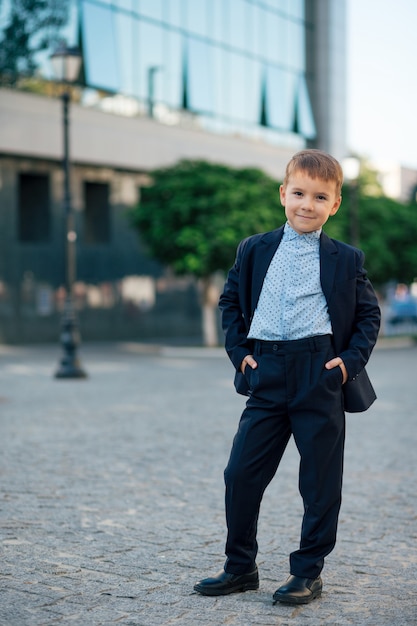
{"left": 223, "top": 335, "right": 346, "bottom": 579}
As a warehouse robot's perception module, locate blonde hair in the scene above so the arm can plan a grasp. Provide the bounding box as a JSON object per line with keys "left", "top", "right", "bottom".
{"left": 283, "top": 149, "right": 343, "bottom": 196}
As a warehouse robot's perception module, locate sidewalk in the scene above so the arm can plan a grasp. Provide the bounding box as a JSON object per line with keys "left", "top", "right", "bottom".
{"left": 0, "top": 341, "right": 416, "bottom": 625}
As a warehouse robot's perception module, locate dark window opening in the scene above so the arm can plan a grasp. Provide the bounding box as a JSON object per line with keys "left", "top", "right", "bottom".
{"left": 259, "top": 71, "right": 268, "bottom": 127}
{"left": 18, "top": 173, "right": 50, "bottom": 242}
{"left": 292, "top": 93, "right": 300, "bottom": 134}
{"left": 181, "top": 44, "right": 189, "bottom": 110}
{"left": 84, "top": 181, "right": 111, "bottom": 244}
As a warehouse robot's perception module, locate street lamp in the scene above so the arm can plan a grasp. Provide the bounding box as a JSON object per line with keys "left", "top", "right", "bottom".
{"left": 342, "top": 157, "right": 361, "bottom": 248}
{"left": 50, "top": 43, "right": 87, "bottom": 378}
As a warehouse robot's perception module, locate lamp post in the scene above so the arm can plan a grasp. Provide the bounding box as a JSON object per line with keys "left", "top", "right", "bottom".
{"left": 51, "top": 44, "right": 87, "bottom": 378}
{"left": 342, "top": 157, "right": 361, "bottom": 248}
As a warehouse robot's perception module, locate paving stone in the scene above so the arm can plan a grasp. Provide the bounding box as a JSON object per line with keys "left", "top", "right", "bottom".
{"left": 0, "top": 341, "right": 416, "bottom": 625}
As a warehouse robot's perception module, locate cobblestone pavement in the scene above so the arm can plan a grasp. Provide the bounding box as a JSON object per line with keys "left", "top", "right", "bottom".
{"left": 0, "top": 339, "right": 416, "bottom": 625}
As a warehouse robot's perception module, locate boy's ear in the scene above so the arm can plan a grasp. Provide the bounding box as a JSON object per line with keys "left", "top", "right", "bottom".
{"left": 279, "top": 184, "right": 286, "bottom": 205}
{"left": 330, "top": 195, "right": 342, "bottom": 216}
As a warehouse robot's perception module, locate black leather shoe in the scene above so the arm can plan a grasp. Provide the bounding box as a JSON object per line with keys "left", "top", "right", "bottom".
{"left": 194, "top": 567, "right": 259, "bottom": 596}
{"left": 273, "top": 575, "right": 322, "bottom": 605}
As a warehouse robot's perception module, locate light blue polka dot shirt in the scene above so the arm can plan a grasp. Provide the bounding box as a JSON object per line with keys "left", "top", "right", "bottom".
{"left": 248, "top": 223, "right": 333, "bottom": 341}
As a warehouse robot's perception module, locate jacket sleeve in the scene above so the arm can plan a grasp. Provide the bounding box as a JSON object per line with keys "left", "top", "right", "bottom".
{"left": 218, "top": 239, "right": 253, "bottom": 371}
{"left": 336, "top": 249, "right": 381, "bottom": 380}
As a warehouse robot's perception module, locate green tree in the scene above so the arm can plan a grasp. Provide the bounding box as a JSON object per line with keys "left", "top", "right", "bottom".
{"left": 0, "top": 0, "right": 69, "bottom": 86}
{"left": 356, "top": 195, "right": 417, "bottom": 286}
{"left": 132, "top": 158, "right": 417, "bottom": 344}
{"left": 325, "top": 187, "right": 417, "bottom": 287}
{"left": 131, "top": 160, "right": 281, "bottom": 345}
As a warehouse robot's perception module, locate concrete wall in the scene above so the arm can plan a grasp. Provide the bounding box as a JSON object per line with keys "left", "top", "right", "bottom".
{"left": 0, "top": 88, "right": 294, "bottom": 179}
{"left": 0, "top": 153, "right": 203, "bottom": 344}
{"left": 0, "top": 87, "right": 299, "bottom": 344}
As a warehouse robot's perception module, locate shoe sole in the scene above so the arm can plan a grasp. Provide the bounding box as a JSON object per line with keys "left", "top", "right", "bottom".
{"left": 194, "top": 582, "right": 259, "bottom": 596}
{"left": 273, "top": 589, "right": 321, "bottom": 605}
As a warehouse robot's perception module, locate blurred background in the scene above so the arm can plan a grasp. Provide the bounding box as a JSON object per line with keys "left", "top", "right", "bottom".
{"left": 0, "top": 0, "right": 416, "bottom": 347}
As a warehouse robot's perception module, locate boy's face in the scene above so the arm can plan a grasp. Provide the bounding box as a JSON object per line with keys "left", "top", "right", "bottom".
{"left": 279, "top": 170, "right": 341, "bottom": 235}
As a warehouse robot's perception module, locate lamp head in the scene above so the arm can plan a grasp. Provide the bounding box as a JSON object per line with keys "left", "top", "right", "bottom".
{"left": 50, "top": 43, "right": 82, "bottom": 83}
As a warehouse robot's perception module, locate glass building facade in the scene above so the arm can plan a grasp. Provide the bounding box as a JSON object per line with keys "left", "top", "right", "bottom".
{"left": 26, "top": 0, "right": 318, "bottom": 150}
{"left": 0, "top": 0, "right": 347, "bottom": 156}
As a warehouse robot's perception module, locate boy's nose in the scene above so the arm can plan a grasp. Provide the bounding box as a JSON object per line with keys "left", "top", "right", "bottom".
{"left": 301, "top": 199, "right": 314, "bottom": 210}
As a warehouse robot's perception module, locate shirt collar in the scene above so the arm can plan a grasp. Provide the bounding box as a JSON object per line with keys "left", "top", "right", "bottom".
{"left": 283, "top": 222, "right": 322, "bottom": 243}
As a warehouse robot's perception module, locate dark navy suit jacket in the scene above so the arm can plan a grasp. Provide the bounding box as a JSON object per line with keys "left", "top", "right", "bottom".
{"left": 219, "top": 226, "right": 381, "bottom": 413}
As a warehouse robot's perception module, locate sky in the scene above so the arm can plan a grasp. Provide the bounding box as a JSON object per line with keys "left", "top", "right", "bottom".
{"left": 347, "top": 0, "right": 417, "bottom": 169}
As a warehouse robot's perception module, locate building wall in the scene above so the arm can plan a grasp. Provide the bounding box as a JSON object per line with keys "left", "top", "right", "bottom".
{"left": 399, "top": 167, "right": 417, "bottom": 203}
{"left": 306, "top": 0, "right": 347, "bottom": 160}
{"left": 0, "top": 88, "right": 295, "bottom": 178}
{"left": 0, "top": 149, "right": 202, "bottom": 344}
{"left": 0, "top": 89, "right": 299, "bottom": 344}
{"left": 371, "top": 160, "right": 417, "bottom": 203}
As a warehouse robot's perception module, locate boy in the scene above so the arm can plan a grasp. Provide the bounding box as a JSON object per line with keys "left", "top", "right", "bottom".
{"left": 194, "top": 149, "right": 381, "bottom": 604}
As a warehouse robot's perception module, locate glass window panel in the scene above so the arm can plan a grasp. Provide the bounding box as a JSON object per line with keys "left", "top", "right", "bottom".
{"left": 167, "top": 0, "right": 184, "bottom": 29}
{"left": 130, "top": 15, "right": 140, "bottom": 98}
{"left": 163, "top": 30, "right": 183, "bottom": 109}
{"left": 139, "top": 0, "right": 162, "bottom": 21}
{"left": 288, "top": 0, "right": 304, "bottom": 20}
{"left": 185, "top": 0, "right": 208, "bottom": 37}
{"left": 244, "top": 0, "right": 258, "bottom": 56}
{"left": 229, "top": 0, "right": 247, "bottom": 51}
{"left": 81, "top": 2, "right": 119, "bottom": 91}
{"left": 255, "top": 5, "right": 268, "bottom": 58}
{"left": 114, "top": 12, "right": 135, "bottom": 94}
{"left": 211, "top": 45, "right": 225, "bottom": 118}
{"left": 230, "top": 53, "right": 262, "bottom": 124}
{"left": 265, "top": 12, "right": 280, "bottom": 63}
{"left": 263, "top": 0, "right": 276, "bottom": 9}
{"left": 115, "top": 0, "right": 133, "bottom": 10}
{"left": 211, "top": 0, "right": 225, "bottom": 44}
{"left": 213, "top": 48, "right": 262, "bottom": 126}
{"left": 287, "top": 20, "right": 304, "bottom": 72}
{"left": 275, "top": 0, "right": 289, "bottom": 12}
{"left": 277, "top": 15, "right": 289, "bottom": 66}
{"left": 245, "top": 58, "right": 263, "bottom": 124}
{"left": 263, "top": 0, "right": 287, "bottom": 11}
{"left": 187, "top": 38, "right": 214, "bottom": 114}
{"left": 297, "top": 75, "right": 316, "bottom": 138}
{"left": 137, "top": 21, "right": 164, "bottom": 102}
{"left": 228, "top": 51, "right": 248, "bottom": 122}
{"left": 266, "top": 65, "right": 296, "bottom": 130}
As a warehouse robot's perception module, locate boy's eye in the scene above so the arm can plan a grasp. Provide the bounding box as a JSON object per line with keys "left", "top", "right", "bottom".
{"left": 317, "top": 195, "right": 327, "bottom": 201}
{"left": 294, "top": 191, "right": 303, "bottom": 196}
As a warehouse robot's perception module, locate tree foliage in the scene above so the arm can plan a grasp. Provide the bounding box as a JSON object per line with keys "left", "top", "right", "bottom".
{"left": 325, "top": 187, "right": 417, "bottom": 287}
{"left": 0, "top": 0, "right": 69, "bottom": 86}
{"left": 132, "top": 158, "right": 417, "bottom": 289}
{"left": 131, "top": 160, "right": 282, "bottom": 278}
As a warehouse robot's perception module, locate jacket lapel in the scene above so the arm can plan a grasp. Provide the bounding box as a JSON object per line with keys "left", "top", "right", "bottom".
{"left": 320, "top": 231, "right": 338, "bottom": 303}
{"left": 251, "top": 226, "right": 284, "bottom": 311}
